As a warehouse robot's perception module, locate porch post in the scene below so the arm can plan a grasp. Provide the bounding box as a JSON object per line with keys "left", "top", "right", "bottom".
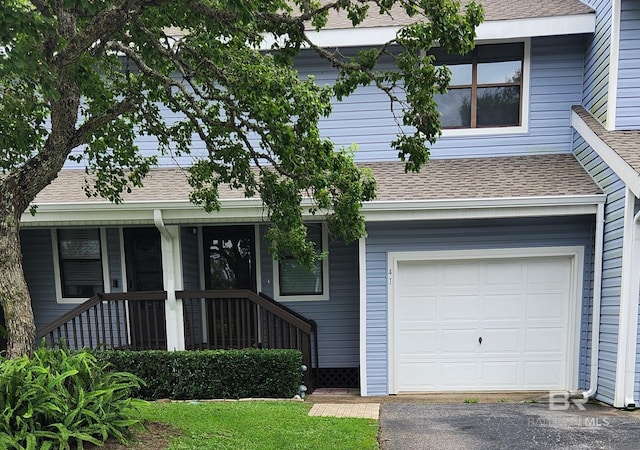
{"left": 154, "top": 210, "right": 185, "bottom": 351}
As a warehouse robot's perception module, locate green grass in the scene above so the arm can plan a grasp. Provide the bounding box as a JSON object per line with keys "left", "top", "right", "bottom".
{"left": 138, "top": 401, "right": 379, "bottom": 450}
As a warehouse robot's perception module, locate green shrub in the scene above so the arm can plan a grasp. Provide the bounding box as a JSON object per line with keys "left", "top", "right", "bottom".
{"left": 95, "top": 349, "right": 303, "bottom": 400}
{"left": 0, "top": 346, "right": 143, "bottom": 450}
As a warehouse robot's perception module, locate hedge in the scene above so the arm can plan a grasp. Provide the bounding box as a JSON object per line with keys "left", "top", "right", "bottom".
{"left": 94, "top": 349, "right": 303, "bottom": 400}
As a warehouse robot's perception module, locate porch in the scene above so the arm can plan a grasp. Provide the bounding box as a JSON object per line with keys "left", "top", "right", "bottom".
{"left": 36, "top": 289, "right": 317, "bottom": 389}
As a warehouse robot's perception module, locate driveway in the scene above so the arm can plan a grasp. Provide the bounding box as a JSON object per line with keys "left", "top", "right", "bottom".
{"left": 378, "top": 402, "right": 640, "bottom": 449}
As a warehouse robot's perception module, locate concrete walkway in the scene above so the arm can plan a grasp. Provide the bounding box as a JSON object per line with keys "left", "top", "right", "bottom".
{"left": 308, "top": 402, "right": 380, "bottom": 419}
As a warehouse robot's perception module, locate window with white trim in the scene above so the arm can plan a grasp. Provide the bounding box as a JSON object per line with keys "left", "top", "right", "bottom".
{"left": 56, "top": 229, "right": 104, "bottom": 299}
{"left": 432, "top": 42, "right": 524, "bottom": 130}
{"left": 274, "top": 224, "right": 329, "bottom": 301}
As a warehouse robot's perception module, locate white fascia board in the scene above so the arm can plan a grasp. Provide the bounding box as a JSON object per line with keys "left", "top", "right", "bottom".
{"left": 572, "top": 109, "right": 640, "bottom": 197}
{"left": 474, "top": 14, "right": 595, "bottom": 41}
{"left": 22, "top": 194, "right": 604, "bottom": 227}
{"left": 362, "top": 195, "right": 605, "bottom": 222}
{"left": 20, "top": 199, "right": 265, "bottom": 227}
{"left": 266, "top": 14, "right": 595, "bottom": 50}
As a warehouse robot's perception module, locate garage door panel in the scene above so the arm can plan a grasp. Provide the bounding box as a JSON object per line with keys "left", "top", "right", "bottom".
{"left": 441, "top": 295, "right": 480, "bottom": 320}
{"left": 441, "top": 263, "right": 480, "bottom": 287}
{"left": 525, "top": 328, "right": 566, "bottom": 353}
{"left": 486, "top": 262, "right": 524, "bottom": 286}
{"left": 527, "top": 260, "right": 570, "bottom": 286}
{"left": 482, "top": 328, "right": 520, "bottom": 354}
{"left": 398, "top": 362, "right": 438, "bottom": 390}
{"left": 394, "top": 254, "right": 574, "bottom": 392}
{"left": 523, "top": 361, "right": 565, "bottom": 388}
{"left": 441, "top": 329, "right": 480, "bottom": 354}
{"left": 481, "top": 361, "right": 519, "bottom": 387}
{"left": 525, "top": 294, "right": 567, "bottom": 319}
{"left": 440, "top": 362, "right": 477, "bottom": 387}
{"left": 398, "top": 330, "right": 437, "bottom": 355}
{"left": 483, "top": 295, "right": 521, "bottom": 320}
{"left": 397, "top": 295, "right": 437, "bottom": 323}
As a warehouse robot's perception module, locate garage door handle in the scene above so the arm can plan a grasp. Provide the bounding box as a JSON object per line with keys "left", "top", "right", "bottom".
{"left": 478, "top": 337, "right": 483, "bottom": 345}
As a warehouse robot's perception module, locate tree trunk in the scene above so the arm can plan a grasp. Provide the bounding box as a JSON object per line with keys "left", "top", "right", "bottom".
{"left": 0, "top": 200, "right": 35, "bottom": 358}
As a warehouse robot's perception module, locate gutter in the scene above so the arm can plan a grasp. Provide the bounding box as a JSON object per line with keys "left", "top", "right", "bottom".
{"left": 582, "top": 202, "right": 605, "bottom": 401}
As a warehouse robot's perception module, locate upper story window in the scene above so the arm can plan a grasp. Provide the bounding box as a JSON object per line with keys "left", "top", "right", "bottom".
{"left": 432, "top": 42, "right": 525, "bottom": 131}
{"left": 274, "top": 224, "right": 329, "bottom": 301}
{"left": 55, "top": 229, "right": 105, "bottom": 300}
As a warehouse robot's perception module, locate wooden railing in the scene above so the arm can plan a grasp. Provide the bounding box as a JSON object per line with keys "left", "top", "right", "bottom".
{"left": 36, "top": 290, "right": 318, "bottom": 388}
{"left": 36, "top": 291, "right": 168, "bottom": 350}
{"left": 177, "top": 290, "right": 317, "bottom": 388}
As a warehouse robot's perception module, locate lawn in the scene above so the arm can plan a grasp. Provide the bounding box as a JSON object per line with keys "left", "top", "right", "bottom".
{"left": 121, "top": 401, "right": 379, "bottom": 450}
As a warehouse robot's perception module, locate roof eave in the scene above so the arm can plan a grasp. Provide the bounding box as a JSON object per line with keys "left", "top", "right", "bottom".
{"left": 276, "top": 12, "right": 595, "bottom": 49}
{"left": 21, "top": 194, "right": 605, "bottom": 227}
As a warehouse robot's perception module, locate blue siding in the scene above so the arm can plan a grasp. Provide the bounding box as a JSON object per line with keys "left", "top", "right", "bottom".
{"left": 573, "top": 136, "right": 625, "bottom": 405}
{"left": 21, "top": 229, "right": 76, "bottom": 330}
{"left": 429, "top": 36, "right": 585, "bottom": 159}
{"left": 582, "top": 0, "right": 613, "bottom": 124}
{"left": 259, "top": 226, "right": 360, "bottom": 369}
{"left": 65, "top": 34, "right": 586, "bottom": 168}
{"left": 616, "top": 0, "right": 640, "bottom": 130}
{"left": 365, "top": 216, "right": 595, "bottom": 396}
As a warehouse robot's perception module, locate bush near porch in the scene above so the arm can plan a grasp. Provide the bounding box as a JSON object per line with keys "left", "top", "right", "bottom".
{"left": 94, "top": 349, "right": 303, "bottom": 400}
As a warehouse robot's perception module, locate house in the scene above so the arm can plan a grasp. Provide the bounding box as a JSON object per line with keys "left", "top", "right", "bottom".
{"left": 17, "top": 0, "right": 640, "bottom": 408}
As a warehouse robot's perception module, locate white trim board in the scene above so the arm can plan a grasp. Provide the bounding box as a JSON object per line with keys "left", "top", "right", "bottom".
{"left": 572, "top": 109, "right": 640, "bottom": 197}
{"left": 22, "top": 195, "right": 605, "bottom": 227}
{"left": 386, "top": 246, "right": 584, "bottom": 394}
{"left": 261, "top": 14, "right": 595, "bottom": 49}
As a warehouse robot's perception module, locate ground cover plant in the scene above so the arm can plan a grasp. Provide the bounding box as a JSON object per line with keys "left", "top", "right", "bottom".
{"left": 102, "top": 401, "right": 378, "bottom": 450}
{"left": 0, "top": 346, "right": 143, "bottom": 449}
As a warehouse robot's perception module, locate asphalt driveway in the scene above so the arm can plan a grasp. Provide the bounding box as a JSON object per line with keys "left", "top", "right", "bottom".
{"left": 378, "top": 402, "right": 640, "bottom": 449}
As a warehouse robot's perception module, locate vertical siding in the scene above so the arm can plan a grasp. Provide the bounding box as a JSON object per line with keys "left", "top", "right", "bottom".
{"left": 259, "top": 226, "right": 360, "bottom": 368}
{"left": 365, "top": 216, "right": 595, "bottom": 396}
{"left": 21, "top": 229, "right": 76, "bottom": 330}
{"left": 573, "top": 136, "right": 625, "bottom": 405}
{"left": 582, "top": 0, "right": 613, "bottom": 124}
{"left": 616, "top": 0, "right": 640, "bottom": 130}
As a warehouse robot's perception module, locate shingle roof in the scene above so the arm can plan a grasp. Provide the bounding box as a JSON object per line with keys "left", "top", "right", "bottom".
{"left": 319, "top": 0, "right": 593, "bottom": 29}
{"left": 34, "top": 154, "right": 601, "bottom": 207}
{"left": 366, "top": 154, "right": 601, "bottom": 201}
{"left": 572, "top": 105, "right": 640, "bottom": 175}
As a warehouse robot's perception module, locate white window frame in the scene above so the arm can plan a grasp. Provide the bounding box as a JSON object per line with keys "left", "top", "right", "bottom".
{"left": 52, "top": 228, "right": 110, "bottom": 304}
{"left": 438, "top": 38, "right": 531, "bottom": 138}
{"left": 273, "top": 224, "right": 330, "bottom": 302}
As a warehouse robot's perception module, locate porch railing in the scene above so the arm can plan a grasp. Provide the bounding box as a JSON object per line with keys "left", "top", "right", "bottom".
{"left": 36, "top": 289, "right": 318, "bottom": 388}
{"left": 36, "top": 291, "right": 168, "bottom": 350}
{"left": 178, "top": 289, "right": 318, "bottom": 387}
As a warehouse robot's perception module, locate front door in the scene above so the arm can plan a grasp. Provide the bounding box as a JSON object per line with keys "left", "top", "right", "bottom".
{"left": 203, "top": 225, "right": 257, "bottom": 291}
{"left": 123, "top": 228, "right": 166, "bottom": 349}
{"left": 202, "top": 226, "right": 257, "bottom": 348}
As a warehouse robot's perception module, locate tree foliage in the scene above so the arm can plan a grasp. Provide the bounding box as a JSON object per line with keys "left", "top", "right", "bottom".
{"left": 0, "top": 0, "right": 482, "bottom": 355}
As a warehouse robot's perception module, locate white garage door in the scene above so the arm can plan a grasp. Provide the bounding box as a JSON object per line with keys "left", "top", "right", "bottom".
{"left": 392, "top": 253, "right": 576, "bottom": 392}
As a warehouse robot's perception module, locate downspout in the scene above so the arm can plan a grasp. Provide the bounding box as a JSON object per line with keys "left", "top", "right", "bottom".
{"left": 583, "top": 202, "right": 605, "bottom": 400}
{"left": 613, "top": 190, "right": 639, "bottom": 408}
{"left": 621, "top": 209, "right": 640, "bottom": 408}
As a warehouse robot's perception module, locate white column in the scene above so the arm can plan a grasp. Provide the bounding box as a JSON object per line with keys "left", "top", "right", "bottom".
{"left": 154, "top": 210, "right": 185, "bottom": 351}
